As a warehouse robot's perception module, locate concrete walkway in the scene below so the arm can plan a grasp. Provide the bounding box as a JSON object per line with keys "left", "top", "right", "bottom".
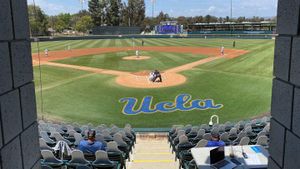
{"left": 127, "top": 133, "right": 180, "bottom": 169}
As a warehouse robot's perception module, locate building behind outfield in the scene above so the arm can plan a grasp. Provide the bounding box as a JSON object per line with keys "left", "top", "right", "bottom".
{"left": 188, "top": 21, "right": 276, "bottom": 35}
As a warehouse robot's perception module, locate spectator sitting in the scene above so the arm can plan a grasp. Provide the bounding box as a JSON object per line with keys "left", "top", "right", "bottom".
{"left": 206, "top": 133, "right": 225, "bottom": 147}
{"left": 78, "top": 130, "right": 106, "bottom": 154}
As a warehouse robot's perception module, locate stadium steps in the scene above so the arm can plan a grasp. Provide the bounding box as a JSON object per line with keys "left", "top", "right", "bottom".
{"left": 127, "top": 132, "right": 180, "bottom": 169}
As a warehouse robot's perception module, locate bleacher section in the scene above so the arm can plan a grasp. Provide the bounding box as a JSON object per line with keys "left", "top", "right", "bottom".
{"left": 38, "top": 116, "right": 270, "bottom": 169}
{"left": 91, "top": 26, "right": 141, "bottom": 35}
{"left": 167, "top": 116, "right": 270, "bottom": 169}
{"left": 39, "top": 121, "right": 136, "bottom": 169}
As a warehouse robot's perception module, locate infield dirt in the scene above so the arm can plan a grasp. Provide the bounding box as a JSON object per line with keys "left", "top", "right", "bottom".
{"left": 32, "top": 46, "right": 248, "bottom": 88}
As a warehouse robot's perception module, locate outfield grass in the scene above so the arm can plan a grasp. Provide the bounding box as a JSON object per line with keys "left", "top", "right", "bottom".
{"left": 55, "top": 51, "right": 208, "bottom": 72}
{"left": 33, "top": 38, "right": 274, "bottom": 128}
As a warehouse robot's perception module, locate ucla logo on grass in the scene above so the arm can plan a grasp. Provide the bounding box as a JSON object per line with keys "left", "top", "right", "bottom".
{"left": 119, "top": 94, "right": 223, "bottom": 115}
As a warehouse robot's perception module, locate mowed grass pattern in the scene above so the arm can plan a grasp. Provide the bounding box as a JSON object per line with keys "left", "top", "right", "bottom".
{"left": 55, "top": 51, "right": 208, "bottom": 72}
{"left": 32, "top": 38, "right": 274, "bottom": 127}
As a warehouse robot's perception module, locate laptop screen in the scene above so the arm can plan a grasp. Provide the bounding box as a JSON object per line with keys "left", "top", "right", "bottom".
{"left": 210, "top": 146, "right": 225, "bottom": 164}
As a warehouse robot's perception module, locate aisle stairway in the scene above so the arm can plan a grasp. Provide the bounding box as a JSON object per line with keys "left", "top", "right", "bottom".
{"left": 127, "top": 133, "right": 180, "bottom": 169}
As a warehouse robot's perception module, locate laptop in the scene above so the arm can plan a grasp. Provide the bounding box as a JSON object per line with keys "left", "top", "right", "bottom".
{"left": 210, "top": 147, "right": 237, "bottom": 169}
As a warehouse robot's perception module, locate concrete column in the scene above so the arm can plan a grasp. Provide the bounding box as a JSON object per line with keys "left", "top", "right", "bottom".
{"left": 269, "top": 0, "right": 300, "bottom": 168}
{"left": 0, "top": 0, "right": 40, "bottom": 168}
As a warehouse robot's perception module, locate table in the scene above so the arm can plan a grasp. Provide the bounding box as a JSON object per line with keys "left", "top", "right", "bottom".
{"left": 191, "top": 145, "right": 269, "bottom": 169}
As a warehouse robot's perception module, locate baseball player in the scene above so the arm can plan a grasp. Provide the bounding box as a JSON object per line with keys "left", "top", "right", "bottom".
{"left": 221, "top": 45, "right": 225, "bottom": 56}
{"left": 136, "top": 50, "right": 139, "bottom": 58}
{"left": 44, "top": 48, "right": 48, "bottom": 57}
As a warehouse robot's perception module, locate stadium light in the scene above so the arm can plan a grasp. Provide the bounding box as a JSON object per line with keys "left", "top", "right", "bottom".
{"left": 209, "top": 115, "right": 219, "bottom": 126}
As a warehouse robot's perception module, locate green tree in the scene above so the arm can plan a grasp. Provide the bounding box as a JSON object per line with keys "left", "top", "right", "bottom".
{"left": 127, "top": 0, "right": 145, "bottom": 26}
{"left": 157, "top": 11, "right": 170, "bottom": 23}
{"left": 75, "top": 15, "right": 93, "bottom": 33}
{"left": 28, "top": 5, "right": 48, "bottom": 36}
{"left": 88, "top": 0, "right": 104, "bottom": 26}
{"left": 107, "top": 0, "right": 122, "bottom": 26}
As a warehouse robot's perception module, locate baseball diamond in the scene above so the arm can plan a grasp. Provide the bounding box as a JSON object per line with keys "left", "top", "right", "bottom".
{"left": 32, "top": 38, "right": 274, "bottom": 127}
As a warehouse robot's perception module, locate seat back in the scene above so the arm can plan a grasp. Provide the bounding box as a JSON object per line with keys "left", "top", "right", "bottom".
{"left": 256, "top": 136, "right": 269, "bottom": 146}
{"left": 67, "top": 130, "right": 76, "bottom": 137}
{"left": 229, "top": 128, "right": 237, "bottom": 136}
{"left": 113, "top": 133, "right": 127, "bottom": 147}
{"left": 178, "top": 135, "right": 189, "bottom": 144}
{"left": 220, "top": 132, "right": 229, "bottom": 142}
{"left": 195, "top": 139, "right": 208, "bottom": 148}
{"left": 195, "top": 129, "right": 205, "bottom": 138}
{"left": 70, "top": 150, "right": 89, "bottom": 164}
{"left": 74, "top": 132, "right": 84, "bottom": 146}
{"left": 239, "top": 137, "right": 250, "bottom": 145}
{"left": 107, "top": 141, "right": 122, "bottom": 153}
{"left": 210, "top": 127, "right": 219, "bottom": 135}
{"left": 95, "top": 150, "right": 109, "bottom": 161}
{"left": 40, "top": 131, "right": 55, "bottom": 143}
{"left": 95, "top": 134, "right": 105, "bottom": 142}
{"left": 41, "top": 150, "right": 60, "bottom": 163}
{"left": 218, "top": 125, "right": 226, "bottom": 133}
{"left": 202, "top": 133, "right": 211, "bottom": 141}
{"left": 40, "top": 138, "right": 52, "bottom": 150}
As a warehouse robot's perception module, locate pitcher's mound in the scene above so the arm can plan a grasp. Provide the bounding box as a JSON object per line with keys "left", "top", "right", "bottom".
{"left": 123, "top": 56, "right": 151, "bottom": 60}
{"left": 116, "top": 72, "right": 186, "bottom": 89}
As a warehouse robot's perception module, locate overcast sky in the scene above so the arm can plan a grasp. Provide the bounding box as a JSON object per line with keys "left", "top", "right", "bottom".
{"left": 27, "top": 0, "right": 278, "bottom": 17}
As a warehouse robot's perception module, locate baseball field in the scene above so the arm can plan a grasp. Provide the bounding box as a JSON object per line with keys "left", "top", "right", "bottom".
{"left": 32, "top": 38, "right": 274, "bottom": 128}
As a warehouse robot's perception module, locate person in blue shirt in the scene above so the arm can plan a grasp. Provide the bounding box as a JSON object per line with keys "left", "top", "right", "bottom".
{"left": 206, "top": 133, "right": 225, "bottom": 147}
{"left": 78, "top": 130, "right": 106, "bottom": 154}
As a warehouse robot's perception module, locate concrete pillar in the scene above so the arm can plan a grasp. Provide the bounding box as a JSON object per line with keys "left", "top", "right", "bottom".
{"left": 0, "top": 0, "right": 40, "bottom": 168}
{"left": 269, "top": 0, "right": 300, "bottom": 168}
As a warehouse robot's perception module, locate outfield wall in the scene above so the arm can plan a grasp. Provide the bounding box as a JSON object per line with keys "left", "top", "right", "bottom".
{"left": 32, "top": 33, "right": 276, "bottom": 42}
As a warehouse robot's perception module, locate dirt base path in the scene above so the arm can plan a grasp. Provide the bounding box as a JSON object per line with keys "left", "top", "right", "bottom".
{"left": 33, "top": 46, "right": 248, "bottom": 89}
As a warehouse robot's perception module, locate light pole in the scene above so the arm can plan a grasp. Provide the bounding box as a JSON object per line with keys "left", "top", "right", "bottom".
{"left": 151, "top": 0, "right": 156, "bottom": 18}
{"left": 230, "top": 0, "right": 234, "bottom": 36}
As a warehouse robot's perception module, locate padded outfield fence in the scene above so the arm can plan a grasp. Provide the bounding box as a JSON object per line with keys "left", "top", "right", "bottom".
{"left": 32, "top": 33, "right": 277, "bottom": 42}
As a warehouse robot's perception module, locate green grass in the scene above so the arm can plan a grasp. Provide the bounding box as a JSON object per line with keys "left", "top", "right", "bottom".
{"left": 55, "top": 51, "right": 208, "bottom": 72}
{"left": 33, "top": 38, "right": 274, "bottom": 128}
{"left": 35, "top": 65, "right": 272, "bottom": 127}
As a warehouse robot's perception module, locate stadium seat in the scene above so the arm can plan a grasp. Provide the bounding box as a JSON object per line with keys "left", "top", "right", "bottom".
{"left": 53, "top": 132, "right": 73, "bottom": 146}
{"left": 202, "top": 133, "right": 212, "bottom": 141}
{"left": 238, "top": 137, "right": 250, "bottom": 146}
{"left": 186, "top": 127, "right": 199, "bottom": 139}
{"left": 40, "top": 131, "right": 56, "bottom": 146}
{"left": 106, "top": 141, "right": 126, "bottom": 169}
{"left": 40, "top": 138, "right": 53, "bottom": 151}
{"left": 92, "top": 150, "right": 117, "bottom": 169}
{"left": 220, "top": 132, "right": 231, "bottom": 145}
{"left": 190, "top": 129, "right": 205, "bottom": 144}
{"left": 102, "top": 130, "right": 114, "bottom": 142}
{"left": 194, "top": 139, "right": 208, "bottom": 148}
{"left": 67, "top": 150, "right": 91, "bottom": 168}
{"left": 256, "top": 135, "right": 269, "bottom": 148}
{"left": 74, "top": 132, "right": 84, "bottom": 146}
{"left": 41, "top": 150, "right": 64, "bottom": 168}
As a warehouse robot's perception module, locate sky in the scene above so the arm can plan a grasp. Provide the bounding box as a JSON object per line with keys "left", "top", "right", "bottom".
{"left": 27, "top": 0, "right": 278, "bottom": 18}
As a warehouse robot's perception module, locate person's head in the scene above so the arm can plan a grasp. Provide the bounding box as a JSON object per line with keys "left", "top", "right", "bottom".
{"left": 87, "top": 130, "right": 96, "bottom": 143}
{"left": 211, "top": 133, "right": 220, "bottom": 141}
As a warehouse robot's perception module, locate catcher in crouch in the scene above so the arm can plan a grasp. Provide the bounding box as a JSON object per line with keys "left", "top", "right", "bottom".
{"left": 149, "top": 70, "right": 162, "bottom": 83}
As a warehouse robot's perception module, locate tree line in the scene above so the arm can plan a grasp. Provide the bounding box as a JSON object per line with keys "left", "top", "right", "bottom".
{"left": 28, "top": 2, "right": 275, "bottom": 36}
